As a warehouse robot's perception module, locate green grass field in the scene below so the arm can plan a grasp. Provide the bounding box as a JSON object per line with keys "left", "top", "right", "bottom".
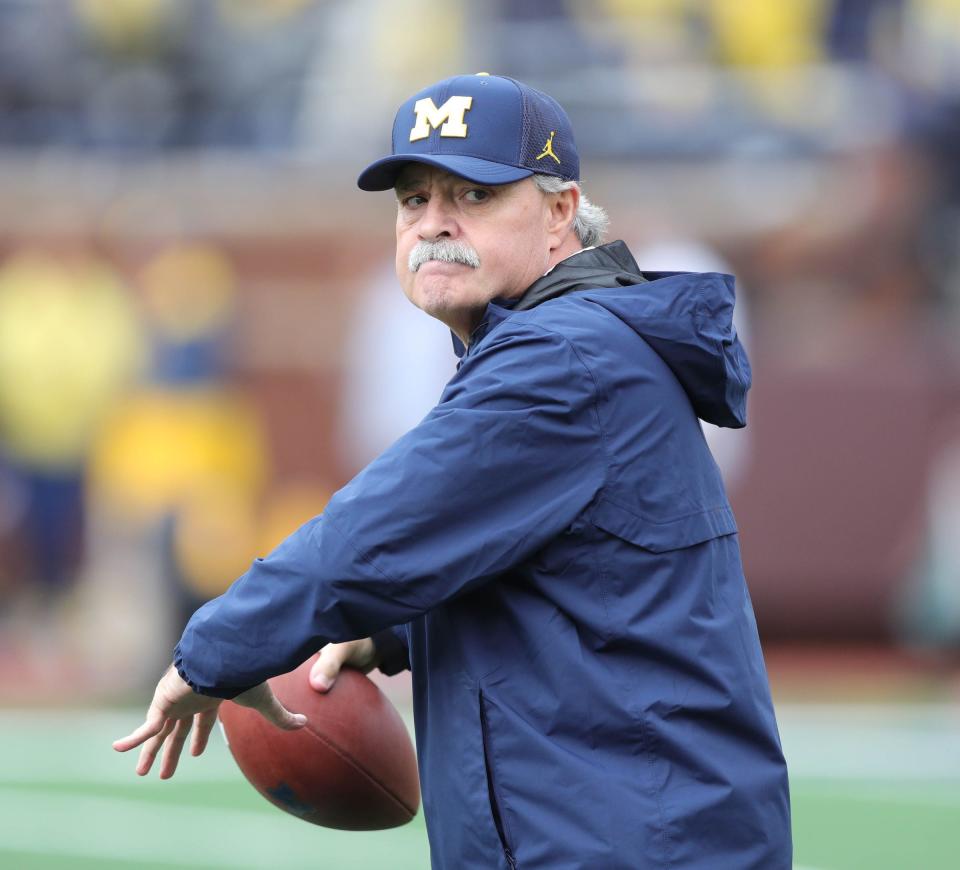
{"left": 0, "top": 703, "right": 956, "bottom": 869}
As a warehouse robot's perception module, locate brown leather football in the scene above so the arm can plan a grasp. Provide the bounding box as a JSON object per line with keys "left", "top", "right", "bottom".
{"left": 218, "top": 654, "right": 420, "bottom": 830}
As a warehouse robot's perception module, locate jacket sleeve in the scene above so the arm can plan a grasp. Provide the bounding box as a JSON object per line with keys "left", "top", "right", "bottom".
{"left": 371, "top": 625, "right": 410, "bottom": 676}
{"left": 175, "top": 323, "right": 607, "bottom": 697}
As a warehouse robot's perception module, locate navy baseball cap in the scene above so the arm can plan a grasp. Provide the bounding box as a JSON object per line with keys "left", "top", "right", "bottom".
{"left": 357, "top": 73, "right": 579, "bottom": 191}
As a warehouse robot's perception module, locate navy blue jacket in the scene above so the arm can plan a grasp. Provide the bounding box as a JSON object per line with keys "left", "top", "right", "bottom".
{"left": 176, "top": 243, "right": 791, "bottom": 869}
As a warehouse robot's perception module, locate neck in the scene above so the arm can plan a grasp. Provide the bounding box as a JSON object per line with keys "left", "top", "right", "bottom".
{"left": 545, "top": 237, "right": 584, "bottom": 274}
{"left": 451, "top": 304, "right": 489, "bottom": 347}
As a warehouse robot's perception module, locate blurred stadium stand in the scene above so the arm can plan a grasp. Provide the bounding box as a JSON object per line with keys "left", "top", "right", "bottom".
{"left": 1, "top": 0, "right": 960, "bottom": 698}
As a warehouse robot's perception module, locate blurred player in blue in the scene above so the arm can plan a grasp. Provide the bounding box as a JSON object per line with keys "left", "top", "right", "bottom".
{"left": 116, "top": 74, "right": 792, "bottom": 869}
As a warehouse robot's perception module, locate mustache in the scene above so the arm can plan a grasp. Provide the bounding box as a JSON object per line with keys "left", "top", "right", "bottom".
{"left": 408, "top": 239, "right": 481, "bottom": 273}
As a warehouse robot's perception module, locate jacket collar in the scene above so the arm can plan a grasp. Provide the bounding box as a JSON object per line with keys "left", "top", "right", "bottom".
{"left": 452, "top": 240, "right": 646, "bottom": 358}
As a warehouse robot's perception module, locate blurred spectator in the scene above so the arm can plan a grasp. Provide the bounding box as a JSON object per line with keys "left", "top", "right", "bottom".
{"left": 707, "top": 0, "right": 827, "bottom": 68}
{"left": 0, "top": 0, "right": 323, "bottom": 150}
{"left": 495, "top": 0, "right": 609, "bottom": 81}
{"left": 0, "top": 246, "right": 143, "bottom": 606}
{"left": 826, "top": 0, "right": 904, "bottom": 63}
{"left": 298, "top": 0, "right": 466, "bottom": 157}
{"left": 74, "top": 0, "right": 186, "bottom": 149}
{"left": 87, "top": 242, "right": 269, "bottom": 638}
{"left": 178, "top": 0, "right": 323, "bottom": 149}
{"left": 0, "top": 1, "right": 84, "bottom": 146}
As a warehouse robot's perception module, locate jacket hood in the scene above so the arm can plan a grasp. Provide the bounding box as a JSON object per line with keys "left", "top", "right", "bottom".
{"left": 497, "top": 241, "right": 751, "bottom": 428}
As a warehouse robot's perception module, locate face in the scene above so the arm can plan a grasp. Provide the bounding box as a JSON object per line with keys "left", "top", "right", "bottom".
{"left": 394, "top": 166, "right": 566, "bottom": 343}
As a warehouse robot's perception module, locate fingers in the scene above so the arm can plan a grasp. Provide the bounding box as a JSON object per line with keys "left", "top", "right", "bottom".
{"left": 112, "top": 706, "right": 167, "bottom": 753}
{"left": 191, "top": 709, "right": 219, "bottom": 757}
{"left": 309, "top": 645, "right": 343, "bottom": 693}
{"left": 159, "top": 717, "right": 192, "bottom": 780}
{"left": 118, "top": 709, "right": 213, "bottom": 779}
{"left": 234, "top": 683, "right": 307, "bottom": 731}
{"left": 135, "top": 718, "right": 174, "bottom": 776}
{"left": 114, "top": 666, "right": 216, "bottom": 755}
{"left": 115, "top": 665, "right": 225, "bottom": 779}
{"left": 310, "top": 638, "right": 376, "bottom": 693}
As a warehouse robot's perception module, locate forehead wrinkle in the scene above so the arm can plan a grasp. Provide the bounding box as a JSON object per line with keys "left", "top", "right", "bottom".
{"left": 394, "top": 175, "right": 423, "bottom": 194}
{"left": 395, "top": 164, "right": 443, "bottom": 192}
{"left": 396, "top": 164, "right": 490, "bottom": 194}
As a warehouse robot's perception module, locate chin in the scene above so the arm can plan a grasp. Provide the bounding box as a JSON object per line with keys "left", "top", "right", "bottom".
{"left": 412, "top": 274, "right": 466, "bottom": 313}
{"left": 412, "top": 283, "right": 453, "bottom": 315}
{"left": 413, "top": 286, "right": 485, "bottom": 334}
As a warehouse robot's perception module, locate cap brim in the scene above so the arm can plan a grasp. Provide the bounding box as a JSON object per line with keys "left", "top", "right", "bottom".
{"left": 357, "top": 154, "right": 533, "bottom": 191}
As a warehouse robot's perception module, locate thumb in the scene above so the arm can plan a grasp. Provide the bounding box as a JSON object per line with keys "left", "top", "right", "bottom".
{"left": 309, "top": 646, "right": 345, "bottom": 693}
{"left": 234, "top": 683, "right": 307, "bottom": 731}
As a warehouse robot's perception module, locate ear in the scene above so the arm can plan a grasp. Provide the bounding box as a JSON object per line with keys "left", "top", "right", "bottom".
{"left": 545, "top": 185, "right": 579, "bottom": 249}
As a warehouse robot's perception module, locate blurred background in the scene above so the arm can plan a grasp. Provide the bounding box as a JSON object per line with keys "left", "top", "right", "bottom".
{"left": 0, "top": 1, "right": 958, "bottom": 868}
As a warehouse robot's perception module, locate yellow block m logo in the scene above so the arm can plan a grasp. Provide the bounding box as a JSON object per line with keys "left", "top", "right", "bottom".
{"left": 409, "top": 96, "right": 473, "bottom": 142}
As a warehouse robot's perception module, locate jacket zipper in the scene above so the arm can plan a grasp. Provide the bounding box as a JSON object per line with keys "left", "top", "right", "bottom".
{"left": 479, "top": 691, "right": 518, "bottom": 869}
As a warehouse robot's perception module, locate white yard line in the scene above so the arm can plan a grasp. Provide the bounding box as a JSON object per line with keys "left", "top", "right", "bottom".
{"left": 775, "top": 702, "right": 960, "bottom": 781}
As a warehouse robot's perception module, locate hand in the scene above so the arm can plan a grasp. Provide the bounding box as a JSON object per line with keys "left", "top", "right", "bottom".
{"left": 309, "top": 638, "right": 380, "bottom": 693}
{"left": 112, "top": 665, "right": 307, "bottom": 779}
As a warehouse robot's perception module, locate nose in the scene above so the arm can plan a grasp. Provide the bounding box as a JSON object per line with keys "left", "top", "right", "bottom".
{"left": 417, "top": 194, "right": 458, "bottom": 241}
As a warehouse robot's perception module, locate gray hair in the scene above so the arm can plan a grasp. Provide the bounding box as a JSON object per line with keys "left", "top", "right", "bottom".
{"left": 532, "top": 174, "right": 609, "bottom": 248}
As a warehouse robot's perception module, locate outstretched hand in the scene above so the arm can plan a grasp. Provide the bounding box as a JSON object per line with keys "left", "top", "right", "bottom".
{"left": 112, "top": 665, "right": 307, "bottom": 779}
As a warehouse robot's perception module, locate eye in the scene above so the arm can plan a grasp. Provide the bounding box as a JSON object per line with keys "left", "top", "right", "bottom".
{"left": 464, "top": 188, "right": 491, "bottom": 203}
{"left": 400, "top": 194, "right": 427, "bottom": 208}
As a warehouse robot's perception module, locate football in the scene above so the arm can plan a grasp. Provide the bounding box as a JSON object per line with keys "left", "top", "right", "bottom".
{"left": 218, "top": 654, "right": 420, "bottom": 830}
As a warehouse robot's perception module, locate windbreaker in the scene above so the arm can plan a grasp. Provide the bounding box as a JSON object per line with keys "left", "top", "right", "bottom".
{"left": 176, "top": 241, "right": 792, "bottom": 869}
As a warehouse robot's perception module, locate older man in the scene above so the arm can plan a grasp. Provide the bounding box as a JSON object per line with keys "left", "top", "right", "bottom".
{"left": 115, "top": 74, "right": 791, "bottom": 869}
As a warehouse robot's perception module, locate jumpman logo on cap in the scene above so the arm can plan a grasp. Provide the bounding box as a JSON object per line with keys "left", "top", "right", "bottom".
{"left": 536, "top": 131, "right": 561, "bottom": 165}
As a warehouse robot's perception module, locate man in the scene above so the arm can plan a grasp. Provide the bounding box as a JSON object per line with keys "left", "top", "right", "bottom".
{"left": 115, "top": 74, "right": 792, "bottom": 868}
